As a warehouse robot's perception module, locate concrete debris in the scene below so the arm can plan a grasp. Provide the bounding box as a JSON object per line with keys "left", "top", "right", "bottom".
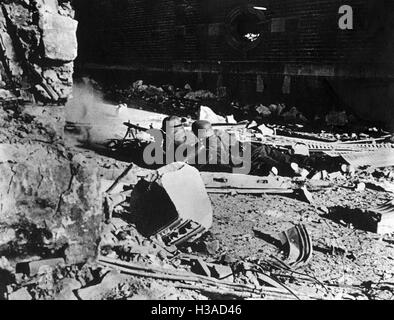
{"left": 199, "top": 105, "right": 226, "bottom": 123}
{"left": 53, "top": 278, "right": 81, "bottom": 300}
{"left": 8, "top": 287, "right": 32, "bottom": 301}
{"left": 131, "top": 163, "right": 213, "bottom": 245}
{"left": 184, "top": 90, "right": 217, "bottom": 101}
{"left": 258, "top": 124, "right": 274, "bottom": 136}
{"left": 209, "top": 264, "right": 233, "bottom": 281}
{"left": 225, "top": 115, "right": 237, "bottom": 124}
{"left": 76, "top": 270, "right": 129, "bottom": 300}
{"left": 16, "top": 258, "right": 65, "bottom": 277}
{"left": 203, "top": 240, "right": 220, "bottom": 255}
{"left": 39, "top": 12, "right": 78, "bottom": 61}
{"left": 0, "top": 86, "right": 102, "bottom": 268}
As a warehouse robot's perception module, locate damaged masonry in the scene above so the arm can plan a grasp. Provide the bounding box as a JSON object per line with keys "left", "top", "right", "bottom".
{"left": 1, "top": 0, "right": 394, "bottom": 302}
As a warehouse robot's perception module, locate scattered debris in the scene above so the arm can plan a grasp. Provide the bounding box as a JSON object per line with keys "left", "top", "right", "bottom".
{"left": 203, "top": 240, "right": 220, "bottom": 255}
{"left": 76, "top": 270, "right": 129, "bottom": 300}
{"left": 16, "top": 258, "right": 65, "bottom": 277}
{"left": 98, "top": 256, "right": 303, "bottom": 300}
{"left": 8, "top": 287, "right": 32, "bottom": 301}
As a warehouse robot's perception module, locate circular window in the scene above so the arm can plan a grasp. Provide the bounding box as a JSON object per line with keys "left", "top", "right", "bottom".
{"left": 225, "top": 5, "right": 266, "bottom": 51}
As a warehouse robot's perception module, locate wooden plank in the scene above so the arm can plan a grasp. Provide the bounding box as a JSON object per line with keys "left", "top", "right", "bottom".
{"left": 201, "top": 172, "right": 292, "bottom": 190}
{"left": 206, "top": 188, "right": 293, "bottom": 194}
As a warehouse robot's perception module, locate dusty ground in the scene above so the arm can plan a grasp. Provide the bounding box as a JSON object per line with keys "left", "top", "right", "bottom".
{"left": 209, "top": 189, "right": 394, "bottom": 300}
{"left": 61, "top": 121, "right": 394, "bottom": 300}
{"left": 3, "top": 85, "right": 388, "bottom": 300}
{"left": 58, "top": 90, "right": 394, "bottom": 300}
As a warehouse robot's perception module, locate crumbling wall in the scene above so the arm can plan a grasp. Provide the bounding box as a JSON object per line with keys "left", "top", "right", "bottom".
{"left": 0, "top": 1, "right": 102, "bottom": 265}
{"left": 0, "top": 0, "right": 77, "bottom": 104}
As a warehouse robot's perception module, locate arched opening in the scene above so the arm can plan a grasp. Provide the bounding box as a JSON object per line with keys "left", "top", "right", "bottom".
{"left": 225, "top": 5, "right": 266, "bottom": 51}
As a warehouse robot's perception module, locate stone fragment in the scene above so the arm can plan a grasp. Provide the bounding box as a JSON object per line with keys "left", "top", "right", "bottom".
{"left": 16, "top": 258, "right": 65, "bottom": 277}
{"left": 36, "top": 0, "right": 59, "bottom": 14}
{"left": 53, "top": 278, "right": 81, "bottom": 300}
{"left": 0, "top": 89, "right": 16, "bottom": 100}
{"left": 39, "top": 12, "right": 78, "bottom": 61}
{"left": 209, "top": 264, "right": 233, "bottom": 281}
{"left": 0, "top": 142, "right": 102, "bottom": 264}
{"left": 328, "top": 171, "right": 343, "bottom": 180}
{"left": 258, "top": 124, "right": 274, "bottom": 136}
{"left": 220, "top": 254, "right": 236, "bottom": 265}
{"left": 8, "top": 287, "right": 32, "bottom": 300}
{"left": 318, "top": 206, "right": 330, "bottom": 215}
{"left": 191, "top": 258, "right": 211, "bottom": 277}
{"left": 76, "top": 270, "right": 128, "bottom": 300}
{"left": 204, "top": 240, "right": 220, "bottom": 255}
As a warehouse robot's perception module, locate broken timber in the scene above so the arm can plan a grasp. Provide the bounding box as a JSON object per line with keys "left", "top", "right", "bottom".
{"left": 200, "top": 172, "right": 293, "bottom": 194}
{"left": 98, "top": 256, "right": 309, "bottom": 300}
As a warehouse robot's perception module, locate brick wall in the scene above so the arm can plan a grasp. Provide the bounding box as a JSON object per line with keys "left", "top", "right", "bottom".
{"left": 74, "top": 0, "right": 394, "bottom": 124}
{"left": 76, "top": 0, "right": 394, "bottom": 73}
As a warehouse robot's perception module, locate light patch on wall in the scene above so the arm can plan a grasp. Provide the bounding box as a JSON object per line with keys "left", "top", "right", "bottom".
{"left": 271, "top": 18, "right": 286, "bottom": 33}
{"left": 256, "top": 74, "right": 265, "bottom": 93}
{"left": 282, "top": 75, "right": 291, "bottom": 94}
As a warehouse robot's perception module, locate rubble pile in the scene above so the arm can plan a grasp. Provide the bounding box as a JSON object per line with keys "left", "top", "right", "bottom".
{"left": 0, "top": 1, "right": 102, "bottom": 277}
{"left": 105, "top": 79, "right": 391, "bottom": 138}
{"left": 0, "top": 107, "right": 103, "bottom": 265}
{"left": 108, "top": 81, "right": 221, "bottom": 119}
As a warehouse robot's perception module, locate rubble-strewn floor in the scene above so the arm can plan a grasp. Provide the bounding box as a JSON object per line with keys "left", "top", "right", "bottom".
{"left": 59, "top": 86, "right": 394, "bottom": 300}
{"left": 209, "top": 189, "right": 394, "bottom": 300}
{"left": 52, "top": 136, "right": 394, "bottom": 300}
{"left": 3, "top": 80, "right": 394, "bottom": 300}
